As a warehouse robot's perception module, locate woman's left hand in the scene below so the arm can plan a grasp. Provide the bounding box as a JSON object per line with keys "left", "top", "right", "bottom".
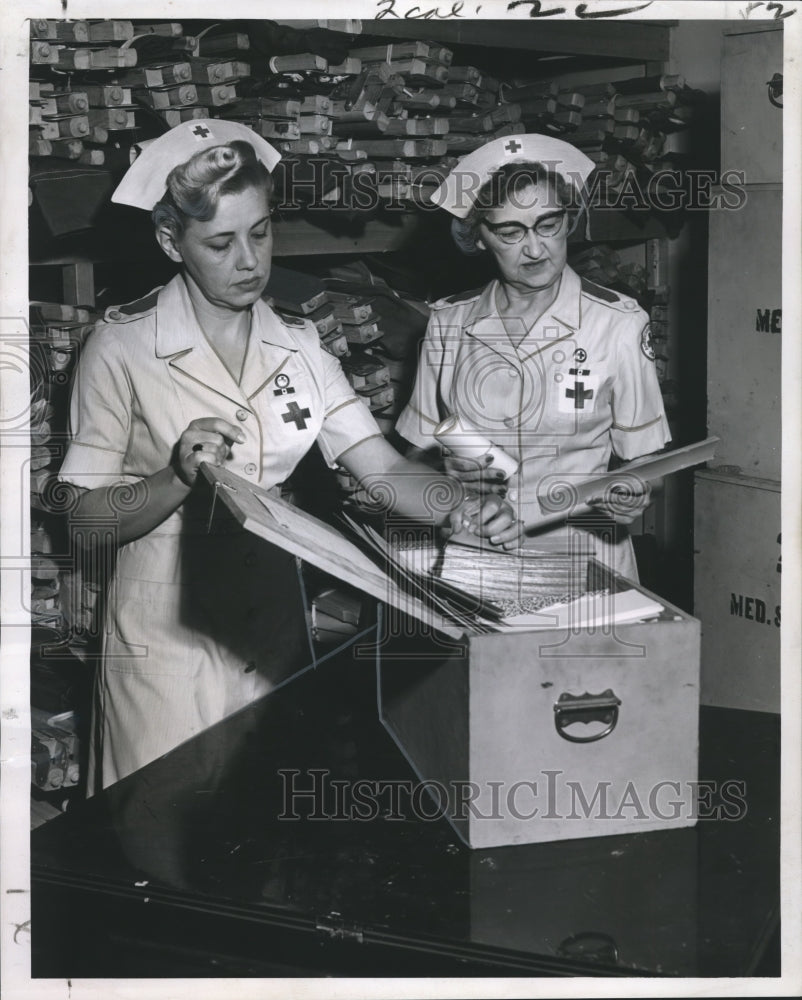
{"left": 444, "top": 494, "right": 525, "bottom": 550}
{"left": 587, "top": 479, "right": 652, "bottom": 525}
{"left": 443, "top": 453, "right": 509, "bottom": 495}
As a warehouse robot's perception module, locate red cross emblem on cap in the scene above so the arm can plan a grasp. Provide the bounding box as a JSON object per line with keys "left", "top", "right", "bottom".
{"left": 192, "top": 124, "right": 212, "bottom": 139}
{"left": 504, "top": 139, "right": 523, "bottom": 154}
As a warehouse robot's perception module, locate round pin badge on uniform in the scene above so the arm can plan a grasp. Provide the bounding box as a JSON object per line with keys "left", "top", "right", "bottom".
{"left": 273, "top": 373, "right": 295, "bottom": 396}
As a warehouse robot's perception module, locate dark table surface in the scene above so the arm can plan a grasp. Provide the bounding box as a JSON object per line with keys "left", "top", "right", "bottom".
{"left": 31, "top": 647, "right": 780, "bottom": 979}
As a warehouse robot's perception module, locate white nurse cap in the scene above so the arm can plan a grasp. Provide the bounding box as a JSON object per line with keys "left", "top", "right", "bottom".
{"left": 112, "top": 119, "right": 282, "bottom": 211}
{"left": 429, "top": 134, "right": 595, "bottom": 219}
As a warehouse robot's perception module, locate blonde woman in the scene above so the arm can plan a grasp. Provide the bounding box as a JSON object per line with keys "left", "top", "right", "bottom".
{"left": 59, "top": 121, "right": 521, "bottom": 791}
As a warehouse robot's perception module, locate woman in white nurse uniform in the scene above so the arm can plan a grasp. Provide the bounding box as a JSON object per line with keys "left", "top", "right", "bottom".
{"left": 59, "top": 121, "right": 522, "bottom": 792}
{"left": 396, "top": 135, "right": 671, "bottom": 580}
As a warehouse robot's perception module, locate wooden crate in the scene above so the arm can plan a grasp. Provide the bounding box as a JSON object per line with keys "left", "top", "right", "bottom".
{"left": 693, "top": 469, "right": 780, "bottom": 713}
{"left": 721, "top": 25, "right": 783, "bottom": 186}
{"left": 707, "top": 184, "right": 782, "bottom": 481}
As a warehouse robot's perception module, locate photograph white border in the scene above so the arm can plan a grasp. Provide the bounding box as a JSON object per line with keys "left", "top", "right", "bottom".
{"left": 1, "top": 2, "right": 800, "bottom": 998}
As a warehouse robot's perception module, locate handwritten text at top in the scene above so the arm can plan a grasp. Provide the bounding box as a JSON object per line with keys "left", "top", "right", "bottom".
{"left": 375, "top": 0, "right": 658, "bottom": 19}
{"left": 375, "top": 0, "right": 796, "bottom": 18}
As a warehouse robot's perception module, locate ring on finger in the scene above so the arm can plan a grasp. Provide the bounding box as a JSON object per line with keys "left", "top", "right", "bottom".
{"left": 186, "top": 442, "right": 215, "bottom": 462}
{"left": 192, "top": 441, "right": 220, "bottom": 455}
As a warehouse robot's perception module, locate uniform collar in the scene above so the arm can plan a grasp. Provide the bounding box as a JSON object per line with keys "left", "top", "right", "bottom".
{"left": 461, "top": 280, "right": 500, "bottom": 332}
{"left": 548, "top": 265, "right": 582, "bottom": 331}
{"left": 462, "top": 266, "right": 582, "bottom": 363}
{"left": 240, "top": 303, "right": 301, "bottom": 401}
{"left": 251, "top": 298, "right": 302, "bottom": 353}
{"left": 154, "top": 274, "right": 204, "bottom": 358}
{"left": 154, "top": 274, "right": 300, "bottom": 358}
{"left": 154, "top": 274, "right": 301, "bottom": 409}
{"left": 462, "top": 266, "right": 582, "bottom": 336}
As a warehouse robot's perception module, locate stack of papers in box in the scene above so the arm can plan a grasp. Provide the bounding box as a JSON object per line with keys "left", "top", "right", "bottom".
{"left": 498, "top": 589, "right": 665, "bottom": 632}
{"left": 437, "top": 540, "right": 585, "bottom": 603}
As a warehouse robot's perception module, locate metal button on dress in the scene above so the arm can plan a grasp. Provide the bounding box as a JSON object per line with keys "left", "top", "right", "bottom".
{"left": 235, "top": 409, "right": 249, "bottom": 421}
{"left": 243, "top": 463, "right": 257, "bottom": 475}
{"left": 503, "top": 417, "right": 516, "bottom": 428}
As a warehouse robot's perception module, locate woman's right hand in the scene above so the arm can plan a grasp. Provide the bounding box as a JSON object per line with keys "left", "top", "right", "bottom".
{"left": 173, "top": 417, "right": 246, "bottom": 486}
{"left": 444, "top": 493, "right": 524, "bottom": 550}
{"left": 443, "top": 452, "right": 509, "bottom": 495}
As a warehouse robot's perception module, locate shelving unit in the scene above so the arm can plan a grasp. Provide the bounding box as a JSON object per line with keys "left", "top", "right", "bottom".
{"left": 28, "top": 18, "right": 692, "bottom": 281}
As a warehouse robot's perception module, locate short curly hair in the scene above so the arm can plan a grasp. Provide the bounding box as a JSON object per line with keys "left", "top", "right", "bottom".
{"left": 152, "top": 140, "right": 273, "bottom": 237}
{"left": 461, "top": 160, "right": 581, "bottom": 250}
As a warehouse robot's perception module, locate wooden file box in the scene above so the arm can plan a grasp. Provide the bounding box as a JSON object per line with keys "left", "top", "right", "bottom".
{"left": 378, "top": 567, "right": 700, "bottom": 848}
{"left": 204, "top": 465, "right": 700, "bottom": 849}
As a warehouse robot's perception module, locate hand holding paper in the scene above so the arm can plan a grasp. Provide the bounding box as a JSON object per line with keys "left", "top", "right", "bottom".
{"left": 529, "top": 438, "right": 718, "bottom": 534}
{"left": 587, "top": 478, "right": 654, "bottom": 525}
{"left": 443, "top": 492, "right": 524, "bottom": 550}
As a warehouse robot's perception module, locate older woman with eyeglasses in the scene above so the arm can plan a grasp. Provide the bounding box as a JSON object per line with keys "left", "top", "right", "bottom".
{"left": 396, "top": 135, "right": 671, "bottom": 579}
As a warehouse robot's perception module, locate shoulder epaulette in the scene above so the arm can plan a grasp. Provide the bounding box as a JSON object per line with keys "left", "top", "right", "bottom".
{"left": 274, "top": 308, "right": 311, "bottom": 329}
{"left": 430, "top": 286, "right": 484, "bottom": 309}
{"left": 580, "top": 277, "right": 620, "bottom": 304}
{"left": 103, "top": 286, "right": 162, "bottom": 323}
{"left": 580, "top": 278, "right": 642, "bottom": 313}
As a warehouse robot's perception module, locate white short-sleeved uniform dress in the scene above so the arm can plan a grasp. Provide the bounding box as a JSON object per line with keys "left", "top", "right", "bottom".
{"left": 395, "top": 266, "right": 671, "bottom": 579}
{"left": 59, "top": 274, "right": 381, "bottom": 790}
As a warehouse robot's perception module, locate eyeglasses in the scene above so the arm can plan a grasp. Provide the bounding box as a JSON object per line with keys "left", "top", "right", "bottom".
{"left": 480, "top": 211, "right": 568, "bottom": 245}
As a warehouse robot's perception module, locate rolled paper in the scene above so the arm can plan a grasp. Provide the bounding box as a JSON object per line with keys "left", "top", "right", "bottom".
{"left": 434, "top": 414, "right": 520, "bottom": 480}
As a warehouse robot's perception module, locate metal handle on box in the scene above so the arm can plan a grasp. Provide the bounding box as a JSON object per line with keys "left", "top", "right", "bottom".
{"left": 553, "top": 689, "right": 621, "bottom": 743}
{"left": 767, "top": 72, "right": 783, "bottom": 109}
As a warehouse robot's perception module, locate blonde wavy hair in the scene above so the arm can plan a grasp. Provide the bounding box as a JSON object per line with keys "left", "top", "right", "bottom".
{"left": 152, "top": 140, "right": 272, "bottom": 236}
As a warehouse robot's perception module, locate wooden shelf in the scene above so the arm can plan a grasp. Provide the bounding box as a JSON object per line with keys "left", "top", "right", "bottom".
{"left": 270, "top": 209, "right": 672, "bottom": 256}
{"left": 30, "top": 204, "right": 674, "bottom": 265}
{"left": 357, "top": 18, "right": 673, "bottom": 62}
{"left": 272, "top": 213, "right": 421, "bottom": 256}
{"left": 585, "top": 207, "right": 673, "bottom": 242}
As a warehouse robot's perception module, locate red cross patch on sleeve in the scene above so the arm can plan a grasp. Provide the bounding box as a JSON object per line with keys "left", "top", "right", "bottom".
{"left": 640, "top": 322, "right": 657, "bottom": 362}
